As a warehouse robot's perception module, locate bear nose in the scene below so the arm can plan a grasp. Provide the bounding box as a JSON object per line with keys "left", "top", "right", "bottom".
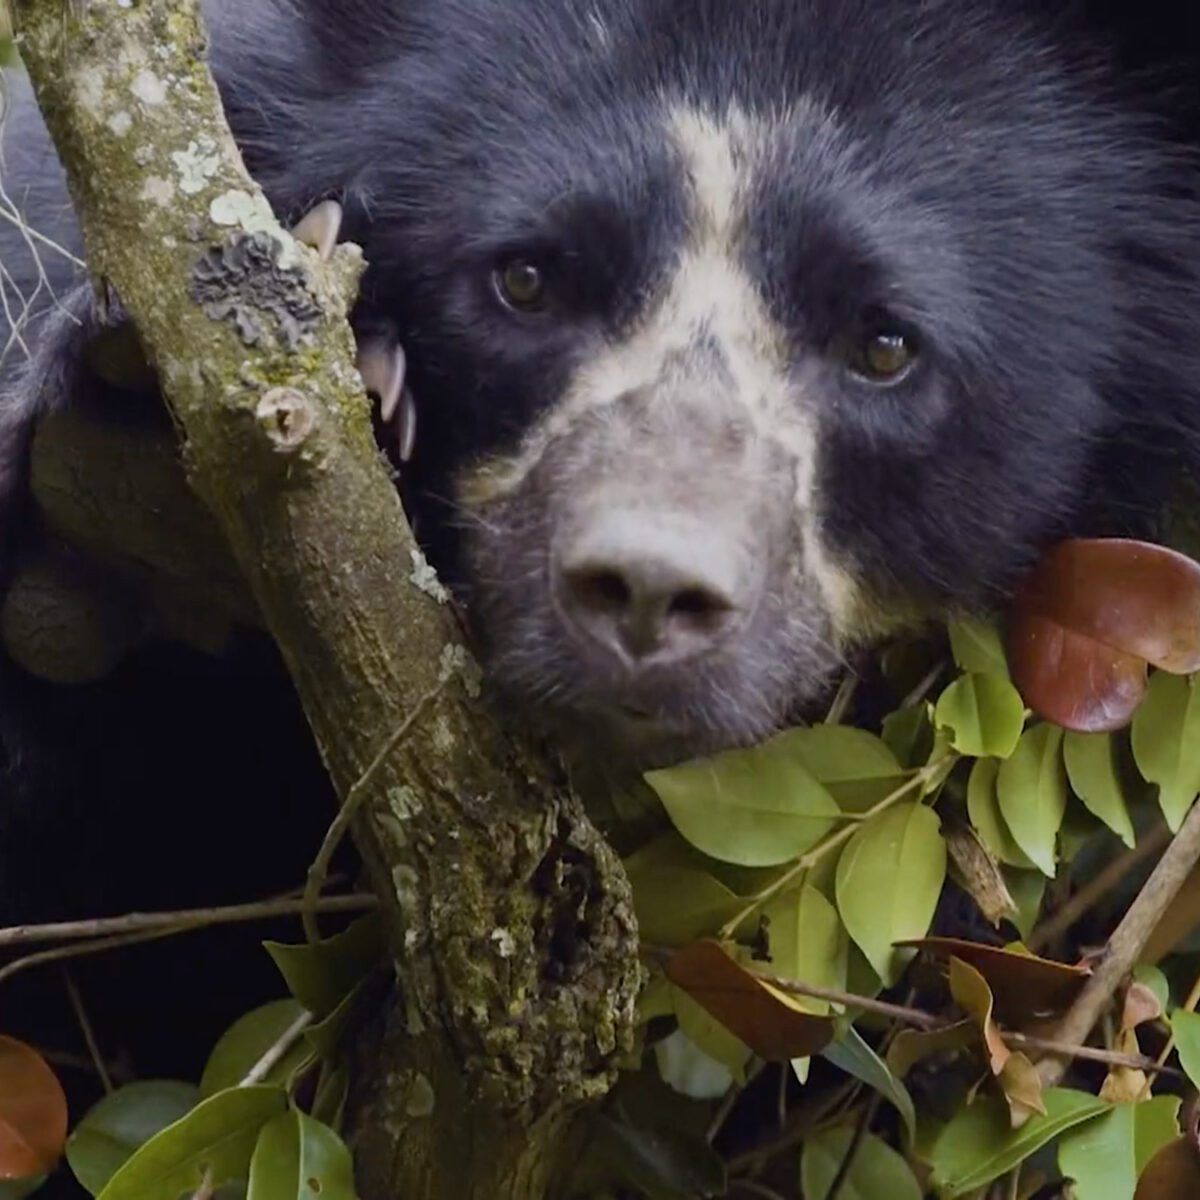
{"left": 554, "top": 511, "right": 753, "bottom": 665}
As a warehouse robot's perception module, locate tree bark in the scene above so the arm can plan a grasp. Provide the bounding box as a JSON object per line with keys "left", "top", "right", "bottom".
{"left": 9, "top": 2, "right": 640, "bottom": 1195}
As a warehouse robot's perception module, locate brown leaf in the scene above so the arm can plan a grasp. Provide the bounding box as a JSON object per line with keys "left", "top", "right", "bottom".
{"left": 1008, "top": 539, "right": 1200, "bottom": 733}
{"left": 897, "top": 936, "right": 1090, "bottom": 1023}
{"left": 886, "top": 1021, "right": 976, "bottom": 1080}
{"left": 997, "top": 1051, "right": 1047, "bottom": 1129}
{"left": 1135, "top": 1138, "right": 1200, "bottom": 1199}
{"left": 949, "top": 957, "right": 1010, "bottom": 1076}
{"left": 0, "top": 1036, "right": 68, "bottom": 1180}
{"left": 1123, "top": 981, "right": 1165, "bottom": 1033}
{"left": 665, "top": 940, "right": 835, "bottom": 1062}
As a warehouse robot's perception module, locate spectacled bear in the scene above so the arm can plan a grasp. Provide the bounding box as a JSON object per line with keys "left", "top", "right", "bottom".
{"left": 2, "top": 0, "right": 1200, "bottom": 1171}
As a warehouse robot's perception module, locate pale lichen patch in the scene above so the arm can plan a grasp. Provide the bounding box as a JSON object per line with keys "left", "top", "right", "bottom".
{"left": 491, "top": 928, "right": 516, "bottom": 959}
{"left": 140, "top": 176, "right": 173, "bottom": 206}
{"left": 73, "top": 66, "right": 106, "bottom": 112}
{"left": 107, "top": 110, "right": 133, "bottom": 137}
{"left": 131, "top": 68, "right": 167, "bottom": 107}
{"left": 408, "top": 547, "right": 450, "bottom": 603}
{"left": 171, "top": 136, "right": 221, "bottom": 195}
{"left": 438, "top": 644, "right": 482, "bottom": 697}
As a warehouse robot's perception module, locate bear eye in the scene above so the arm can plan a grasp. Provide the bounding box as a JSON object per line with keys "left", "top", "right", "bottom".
{"left": 846, "top": 328, "right": 918, "bottom": 384}
{"left": 494, "top": 258, "right": 548, "bottom": 312}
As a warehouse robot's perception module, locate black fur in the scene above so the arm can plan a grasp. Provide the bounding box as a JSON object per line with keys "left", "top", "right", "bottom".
{"left": 3, "top": 3, "right": 1200, "bottom": 1182}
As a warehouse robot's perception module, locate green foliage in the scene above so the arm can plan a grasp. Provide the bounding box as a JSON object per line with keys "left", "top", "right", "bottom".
{"left": 66, "top": 1082, "right": 198, "bottom": 1197}
{"left": 934, "top": 672, "right": 1025, "bottom": 758}
{"left": 996, "top": 725, "right": 1068, "bottom": 876}
{"left": 835, "top": 802, "right": 946, "bottom": 986}
{"left": 1131, "top": 672, "right": 1200, "bottom": 831}
{"left": 43, "top": 917, "right": 386, "bottom": 1200}
{"left": 928, "top": 1090, "right": 1109, "bottom": 1197}
{"left": 801, "top": 1126, "right": 922, "bottom": 1200}
{"left": 619, "top": 601, "right": 1200, "bottom": 1200}
{"left": 1057, "top": 1098, "right": 1181, "bottom": 1200}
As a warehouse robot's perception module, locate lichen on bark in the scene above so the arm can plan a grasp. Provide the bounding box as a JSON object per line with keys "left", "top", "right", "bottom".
{"left": 9, "top": 1, "right": 640, "bottom": 1193}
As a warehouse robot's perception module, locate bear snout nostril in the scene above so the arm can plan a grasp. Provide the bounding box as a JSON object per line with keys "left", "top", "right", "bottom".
{"left": 555, "top": 512, "right": 753, "bottom": 666}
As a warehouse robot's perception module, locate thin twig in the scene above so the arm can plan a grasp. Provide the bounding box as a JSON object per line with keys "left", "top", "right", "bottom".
{"left": 239, "top": 1009, "right": 314, "bottom": 1086}
{"left": 302, "top": 682, "right": 443, "bottom": 942}
{"left": 61, "top": 968, "right": 113, "bottom": 1094}
{"left": 642, "top": 947, "right": 1181, "bottom": 1078}
{"left": 0, "top": 893, "right": 377, "bottom": 949}
{"left": 1038, "top": 799, "right": 1200, "bottom": 1088}
{"left": 1028, "top": 822, "right": 1172, "bottom": 953}
{"left": 0, "top": 928, "right": 184, "bottom": 986}
{"left": 828, "top": 1092, "right": 881, "bottom": 1200}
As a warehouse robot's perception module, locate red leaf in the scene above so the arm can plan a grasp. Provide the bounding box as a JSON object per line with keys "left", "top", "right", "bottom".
{"left": 0, "top": 1036, "right": 68, "bottom": 1179}
{"left": 665, "top": 940, "right": 835, "bottom": 1062}
{"left": 1009, "top": 539, "right": 1200, "bottom": 733}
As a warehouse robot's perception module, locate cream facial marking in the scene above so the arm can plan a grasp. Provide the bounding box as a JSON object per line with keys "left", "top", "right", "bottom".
{"left": 459, "top": 100, "right": 866, "bottom": 633}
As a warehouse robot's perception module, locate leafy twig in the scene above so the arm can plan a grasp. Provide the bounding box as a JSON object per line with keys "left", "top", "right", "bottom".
{"left": 718, "top": 756, "right": 957, "bottom": 938}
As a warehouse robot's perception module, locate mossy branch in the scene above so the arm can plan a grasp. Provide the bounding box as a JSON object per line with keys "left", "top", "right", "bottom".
{"left": 9, "top": 1, "right": 639, "bottom": 1195}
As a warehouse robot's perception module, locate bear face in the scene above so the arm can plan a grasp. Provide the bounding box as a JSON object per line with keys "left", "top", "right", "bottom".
{"left": 6, "top": 0, "right": 1200, "bottom": 775}
{"left": 252, "top": 0, "right": 1200, "bottom": 769}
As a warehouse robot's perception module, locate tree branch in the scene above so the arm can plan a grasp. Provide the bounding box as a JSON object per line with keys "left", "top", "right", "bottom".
{"left": 10, "top": 2, "right": 639, "bottom": 1195}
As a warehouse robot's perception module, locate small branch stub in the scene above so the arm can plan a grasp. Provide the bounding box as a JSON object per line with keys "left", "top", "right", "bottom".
{"left": 257, "top": 388, "right": 318, "bottom": 452}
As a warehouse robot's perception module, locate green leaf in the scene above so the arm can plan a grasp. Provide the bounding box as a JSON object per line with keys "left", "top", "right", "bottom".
{"left": 763, "top": 886, "right": 848, "bottom": 1014}
{"left": 967, "top": 757, "right": 1036, "bottom": 869}
{"left": 670, "top": 986, "right": 752, "bottom": 1085}
{"left": 96, "top": 1086, "right": 287, "bottom": 1200}
{"left": 928, "top": 1089, "right": 1108, "bottom": 1198}
{"left": 1003, "top": 869, "right": 1047, "bottom": 942}
{"left": 653, "top": 1029, "right": 734, "bottom": 1101}
{"left": 1063, "top": 732, "right": 1136, "bottom": 848}
{"left": 247, "top": 1110, "right": 355, "bottom": 1200}
{"left": 997, "top": 725, "right": 1069, "bottom": 877}
{"left": 303, "top": 973, "right": 384, "bottom": 1061}
{"left": 592, "top": 1112, "right": 726, "bottom": 1200}
{"left": 66, "top": 1083, "right": 199, "bottom": 1198}
{"left": 770, "top": 727, "right": 907, "bottom": 814}
{"left": 882, "top": 706, "right": 934, "bottom": 771}
{"left": 200, "top": 1001, "right": 312, "bottom": 1099}
{"left": 264, "top": 915, "right": 386, "bottom": 1020}
{"left": 645, "top": 733, "right": 841, "bottom": 867}
{"left": 1058, "top": 1097, "right": 1181, "bottom": 1200}
{"left": 934, "top": 673, "right": 1025, "bottom": 759}
{"left": 1132, "top": 672, "right": 1200, "bottom": 832}
{"left": 835, "top": 803, "right": 947, "bottom": 986}
{"left": 1135, "top": 1097, "right": 1182, "bottom": 1176}
{"left": 948, "top": 618, "right": 1010, "bottom": 679}
{"left": 622, "top": 835, "right": 745, "bottom": 946}
{"left": 801, "top": 1126, "right": 922, "bottom": 1200}
{"left": 1171, "top": 1009, "right": 1200, "bottom": 1089}
{"left": 820, "top": 1028, "right": 917, "bottom": 1143}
